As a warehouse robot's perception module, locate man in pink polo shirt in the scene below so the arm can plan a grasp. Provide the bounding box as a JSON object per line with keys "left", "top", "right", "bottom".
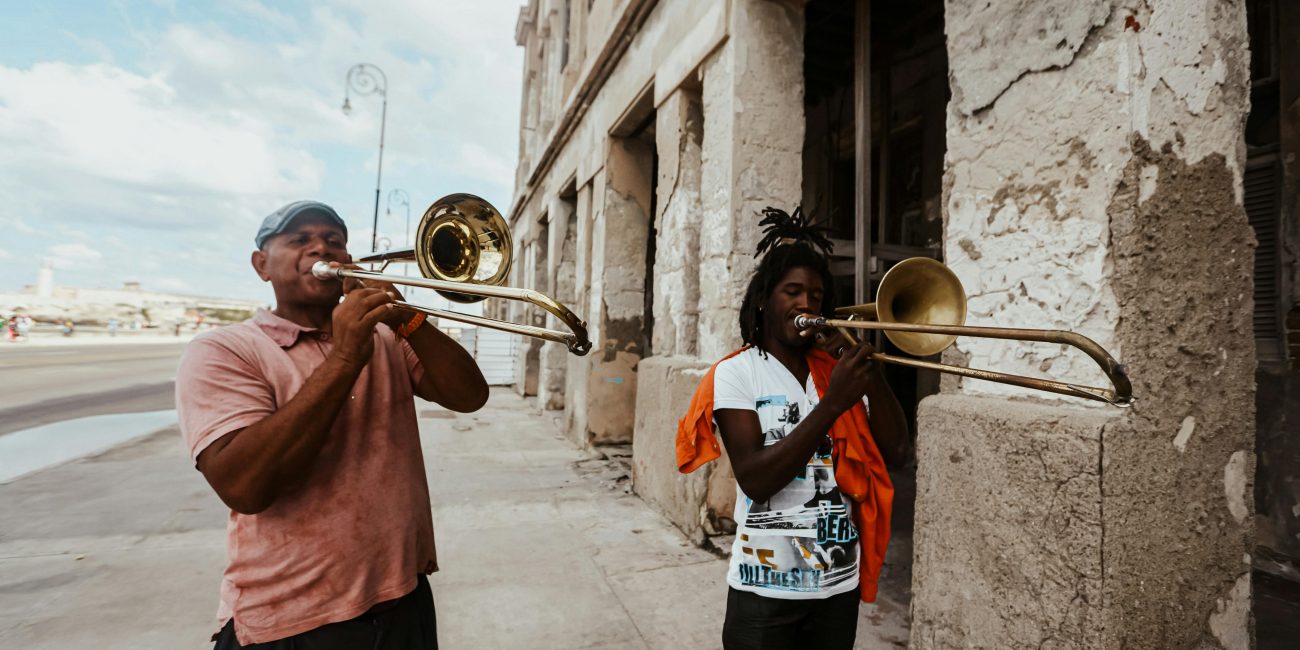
{"left": 176, "top": 200, "right": 487, "bottom": 649}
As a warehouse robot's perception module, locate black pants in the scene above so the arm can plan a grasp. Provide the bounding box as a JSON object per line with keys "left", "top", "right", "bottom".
{"left": 722, "top": 587, "right": 859, "bottom": 650}
{"left": 213, "top": 575, "right": 437, "bottom": 650}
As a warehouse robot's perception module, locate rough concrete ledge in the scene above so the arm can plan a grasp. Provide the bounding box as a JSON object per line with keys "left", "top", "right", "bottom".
{"left": 632, "top": 355, "right": 736, "bottom": 543}
{"left": 910, "top": 393, "right": 1124, "bottom": 650}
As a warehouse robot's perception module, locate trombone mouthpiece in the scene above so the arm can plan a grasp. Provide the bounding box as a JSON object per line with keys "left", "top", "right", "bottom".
{"left": 794, "top": 315, "right": 823, "bottom": 329}
{"left": 311, "top": 261, "right": 339, "bottom": 280}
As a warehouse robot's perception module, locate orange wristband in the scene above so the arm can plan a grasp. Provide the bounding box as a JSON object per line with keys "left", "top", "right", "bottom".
{"left": 397, "top": 312, "right": 427, "bottom": 338}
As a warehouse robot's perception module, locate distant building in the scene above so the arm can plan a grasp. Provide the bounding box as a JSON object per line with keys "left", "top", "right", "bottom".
{"left": 0, "top": 265, "right": 265, "bottom": 327}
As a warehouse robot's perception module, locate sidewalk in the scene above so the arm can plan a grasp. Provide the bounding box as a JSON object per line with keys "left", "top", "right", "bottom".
{"left": 0, "top": 388, "right": 905, "bottom": 648}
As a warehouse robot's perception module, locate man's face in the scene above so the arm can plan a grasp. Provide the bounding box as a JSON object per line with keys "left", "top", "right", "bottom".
{"left": 251, "top": 214, "right": 350, "bottom": 307}
{"left": 764, "top": 266, "right": 825, "bottom": 349}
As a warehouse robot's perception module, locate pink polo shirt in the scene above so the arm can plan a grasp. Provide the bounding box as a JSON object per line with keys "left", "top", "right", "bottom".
{"left": 175, "top": 309, "right": 437, "bottom": 644}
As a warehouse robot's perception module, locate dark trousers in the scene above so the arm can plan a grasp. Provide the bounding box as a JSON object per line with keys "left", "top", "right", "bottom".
{"left": 213, "top": 575, "right": 437, "bottom": 650}
{"left": 722, "top": 586, "right": 859, "bottom": 650}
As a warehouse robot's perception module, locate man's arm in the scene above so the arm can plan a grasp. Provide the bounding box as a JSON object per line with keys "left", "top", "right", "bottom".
{"left": 715, "top": 345, "right": 875, "bottom": 502}
{"left": 195, "top": 289, "right": 395, "bottom": 515}
{"left": 401, "top": 318, "right": 488, "bottom": 412}
{"left": 717, "top": 403, "right": 849, "bottom": 504}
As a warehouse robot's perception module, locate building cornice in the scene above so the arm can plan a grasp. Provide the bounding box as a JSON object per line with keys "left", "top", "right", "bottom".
{"left": 510, "top": 0, "right": 660, "bottom": 224}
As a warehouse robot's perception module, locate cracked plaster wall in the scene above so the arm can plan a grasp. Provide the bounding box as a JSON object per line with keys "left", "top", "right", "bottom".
{"left": 697, "top": 0, "right": 805, "bottom": 360}
{"left": 944, "top": 0, "right": 1246, "bottom": 403}
{"left": 537, "top": 196, "right": 577, "bottom": 411}
{"left": 653, "top": 86, "right": 704, "bottom": 358}
{"left": 919, "top": 0, "right": 1255, "bottom": 648}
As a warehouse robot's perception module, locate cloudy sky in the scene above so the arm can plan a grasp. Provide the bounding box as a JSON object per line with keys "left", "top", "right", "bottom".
{"left": 0, "top": 0, "right": 524, "bottom": 303}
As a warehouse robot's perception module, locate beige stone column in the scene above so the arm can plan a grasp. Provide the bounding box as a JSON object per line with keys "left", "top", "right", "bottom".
{"left": 651, "top": 86, "right": 704, "bottom": 358}
{"left": 564, "top": 183, "right": 595, "bottom": 446}
{"left": 912, "top": 2, "right": 1255, "bottom": 648}
{"left": 585, "top": 137, "right": 653, "bottom": 444}
{"left": 537, "top": 195, "right": 576, "bottom": 411}
{"left": 697, "top": 0, "right": 806, "bottom": 360}
{"left": 633, "top": 84, "right": 720, "bottom": 542}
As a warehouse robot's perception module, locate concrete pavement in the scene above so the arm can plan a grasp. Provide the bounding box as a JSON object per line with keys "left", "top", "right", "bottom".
{"left": 0, "top": 387, "right": 907, "bottom": 648}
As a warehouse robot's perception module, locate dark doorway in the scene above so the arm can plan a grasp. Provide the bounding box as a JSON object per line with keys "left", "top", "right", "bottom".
{"left": 1247, "top": 0, "right": 1300, "bottom": 647}
{"left": 803, "top": 0, "right": 948, "bottom": 639}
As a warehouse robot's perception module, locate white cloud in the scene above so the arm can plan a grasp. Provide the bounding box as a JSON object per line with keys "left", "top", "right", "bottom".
{"left": 46, "top": 243, "right": 104, "bottom": 270}
{"left": 0, "top": 248, "right": 12, "bottom": 260}
{"left": 0, "top": 1, "right": 524, "bottom": 301}
{"left": 0, "top": 62, "right": 321, "bottom": 199}
{"left": 0, "top": 217, "right": 38, "bottom": 235}
{"left": 456, "top": 143, "right": 516, "bottom": 184}
{"left": 223, "top": 0, "right": 298, "bottom": 31}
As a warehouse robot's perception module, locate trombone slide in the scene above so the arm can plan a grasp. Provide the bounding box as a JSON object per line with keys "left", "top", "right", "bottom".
{"left": 796, "top": 315, "right": 1133, "bottom": 407}
{"left": 312, "top": 262, "right": 592, "bottom": 356}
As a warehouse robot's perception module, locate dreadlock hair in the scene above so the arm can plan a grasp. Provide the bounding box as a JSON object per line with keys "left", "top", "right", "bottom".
{"left": 738, "top": 206, "right": 836, "bottom": 354}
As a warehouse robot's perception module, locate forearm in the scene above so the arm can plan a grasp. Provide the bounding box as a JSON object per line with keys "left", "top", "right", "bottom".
{"left": 865, "top": 378, "right": 908, "bottom": 467}
{"left": 405, "top": 321, "right": 488, "bottom": 412}
{"left": 202, "top": 356, "right": 361, "bottom": 513}
{"left": 732, "top": 404, "right": 844, "bottom": 502}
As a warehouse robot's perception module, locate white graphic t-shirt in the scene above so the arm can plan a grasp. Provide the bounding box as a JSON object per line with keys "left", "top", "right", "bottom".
{"left": 713, "top": 347, "right": 864, "bottom": 600}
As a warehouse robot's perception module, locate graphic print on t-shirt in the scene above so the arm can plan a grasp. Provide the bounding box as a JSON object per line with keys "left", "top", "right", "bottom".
{"left": 713, "top": 348, "right": 862, "bottom": 599}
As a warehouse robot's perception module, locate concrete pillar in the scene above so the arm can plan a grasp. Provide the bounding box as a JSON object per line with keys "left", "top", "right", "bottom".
{"left": 912, "top": 2, "right": 1254, "bottom": 648}
{"left": 515, "top": 239, "right": 542, "bottom": 397}
{"left": 633, "top": 84, "right": 730, "bottom": 540}
{"left": 652, "top": 86, "right": 704, "bottom": 358}
{"left": 697, "top": 0, "right": 806, "bottom": 360}
{"left": 564, "top": 183, "right": 596, "bottom": 447}
{"left": 586, "top": 138, "right": 653, "bottom": 444}
{"left": 538, "top": 196, "right": 576, "bottom": 411}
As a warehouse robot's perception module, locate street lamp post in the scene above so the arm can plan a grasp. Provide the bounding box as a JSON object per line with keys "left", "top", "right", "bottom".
{"left": 342, "top": 63, "right": 388, "bottom": 253}
{"left": 387, "top": 188, "right": 411, "bottom": 247}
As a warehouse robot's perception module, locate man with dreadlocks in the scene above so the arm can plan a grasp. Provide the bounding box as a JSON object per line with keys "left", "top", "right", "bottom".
{"left": 676, "top": 207, "right": 908, "bottom": 649}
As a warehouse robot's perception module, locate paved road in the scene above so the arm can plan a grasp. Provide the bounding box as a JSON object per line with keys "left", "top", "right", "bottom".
{"left": 0, "top": 342, "right": 185, "bottom": 436}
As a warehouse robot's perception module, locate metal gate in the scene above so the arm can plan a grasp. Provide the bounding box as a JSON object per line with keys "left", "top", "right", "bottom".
{"left": 460, "top": 327, "right": 517, "bottom": 386}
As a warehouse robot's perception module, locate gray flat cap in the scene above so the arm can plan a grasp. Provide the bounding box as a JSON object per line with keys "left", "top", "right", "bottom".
{"left": 255, "top": 200, "right": 348, "bottom": 249}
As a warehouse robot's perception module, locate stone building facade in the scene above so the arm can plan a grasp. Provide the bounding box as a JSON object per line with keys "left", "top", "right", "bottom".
{"left": 503, "top": 0, "right": 1299, "bottom": 647}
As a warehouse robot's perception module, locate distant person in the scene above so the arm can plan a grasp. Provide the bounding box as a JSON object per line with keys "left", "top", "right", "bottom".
{"left": 61, "top": 320, "right": 74, "bottom": 337}
{"left": 17, "top": 315, "right": 31, "bottom": 338}
{"left": 108, "top": 318, "right": 119, "bottom": 337}
{"left": 175, "top": 200, "right": 488, "bottom": 649}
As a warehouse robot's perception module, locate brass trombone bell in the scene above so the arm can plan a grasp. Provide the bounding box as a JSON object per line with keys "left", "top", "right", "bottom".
{"left": 796, "top": 257, "right": 1133, "bottom": 406}
{"left": 837, "top": 258, "right": 967, "bottom": 356}
{"left": 312, "top": 193, "right": 592, "bottom": 356}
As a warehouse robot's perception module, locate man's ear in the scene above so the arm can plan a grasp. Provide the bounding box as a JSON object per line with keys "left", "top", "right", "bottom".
{"left": 251, "top": 249, "right": 271, "bottom": 281}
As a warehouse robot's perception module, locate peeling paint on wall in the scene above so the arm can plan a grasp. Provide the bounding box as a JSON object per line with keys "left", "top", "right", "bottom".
{"left": 1173, "top": 415, "right": 1195, "bottom": 453}
{"left": 1224, "top": 450, "right": 1248, "bottom": 525}
{"left": 1207, "top": 572, "right": 1250, "bottom": 650}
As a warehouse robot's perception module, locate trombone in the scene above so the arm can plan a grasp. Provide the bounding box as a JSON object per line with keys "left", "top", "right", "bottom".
{"left": 795, "top": 258, "right": 1133, "bottom": 407}
{"left": 312, "top": 193, "right": 592, "bottom": 356}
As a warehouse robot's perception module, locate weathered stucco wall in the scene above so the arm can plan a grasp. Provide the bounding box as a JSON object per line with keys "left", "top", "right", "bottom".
{"left": 653, "top": 86, "right": 704, "bottom": 358}
{"left": 697, "top": 0, "right": 806, "bottom": 360}
{"left": 912, "top": 394, "right": 1116, "bottom": 649}
{"left": 537, "top": 196, "right": 576, "bottom": 411}
{"left": 632, "top": 356, "right": 736, "bottom": 542}
{"left": 587, "top": 137, "right": 652, "bottom": 444}
{"left": 916, "top": 1, "right": 1256, "bottom": 649}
